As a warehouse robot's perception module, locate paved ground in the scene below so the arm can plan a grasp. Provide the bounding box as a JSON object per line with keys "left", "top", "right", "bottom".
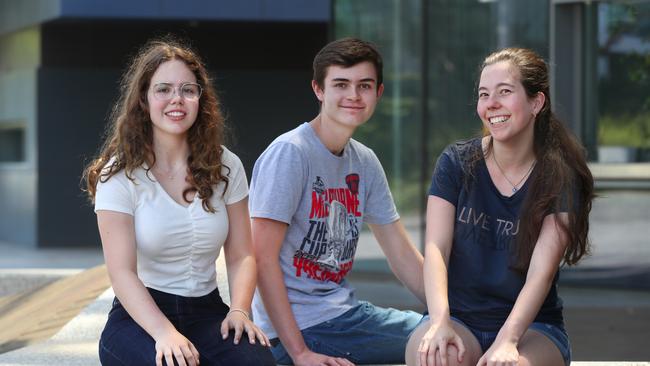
{"left": 0, "top": 190, "right": 648, "bottom": 363}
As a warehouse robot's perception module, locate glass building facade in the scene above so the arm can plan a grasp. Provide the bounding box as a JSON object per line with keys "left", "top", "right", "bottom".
{"left": 334, "top": 0, "right": 650, "bottom": 243}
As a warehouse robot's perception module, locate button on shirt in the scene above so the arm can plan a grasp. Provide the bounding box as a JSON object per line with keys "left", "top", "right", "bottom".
{"left": 95, "top": 147, "right": 248, "bottom": 297}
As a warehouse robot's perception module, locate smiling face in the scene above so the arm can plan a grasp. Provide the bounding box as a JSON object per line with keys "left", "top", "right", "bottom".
{"left": 312, "top": 61, "right": 384, "bottom": 131}
{"left": 477, "top": 61, "right": 544, "bottom": 144}
{"left": 147, "top": 59, "right": 200, "bottom": 139}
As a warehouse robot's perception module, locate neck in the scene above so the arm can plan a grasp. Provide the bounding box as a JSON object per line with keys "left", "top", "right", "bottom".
{"left": 309, "top": 114, "right": 354, "bottom": 156}
{"left": 488, "top": 136, "right": 536, "bottom": 169}
{"left": 152, "top": 131, "right": 190, "bottom": 168}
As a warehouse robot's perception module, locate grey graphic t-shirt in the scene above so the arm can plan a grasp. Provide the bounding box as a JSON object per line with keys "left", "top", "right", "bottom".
{"left": 249, "top": 122, "right": 399, "bottom": 338}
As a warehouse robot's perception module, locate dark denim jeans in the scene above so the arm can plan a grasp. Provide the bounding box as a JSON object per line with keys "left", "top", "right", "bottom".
{"left": 98, "top": 287, "right": 275, "bottom": 366}
{"left": 271, "top": 301, "right": 424, "bottom": 365}
{"left": 450, "top": 316, "right": 572, "bottom": 366}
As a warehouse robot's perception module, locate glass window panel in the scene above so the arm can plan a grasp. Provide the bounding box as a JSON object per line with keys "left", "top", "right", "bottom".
{"left": 597, "top": 1, "right": 650, "bottom": 162}
{"left": 335, "top": 0, "right": 424, "bottom": 215}
{"left": 0, "top": 127, "right": 25, "bottom": 162}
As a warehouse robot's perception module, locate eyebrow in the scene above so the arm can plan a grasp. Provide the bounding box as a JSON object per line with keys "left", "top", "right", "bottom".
{"left": 478, "top": 82, "right": 515, "bottom": 91}
{"left": 331, "top": 78, "right": 376, "bottom": 83}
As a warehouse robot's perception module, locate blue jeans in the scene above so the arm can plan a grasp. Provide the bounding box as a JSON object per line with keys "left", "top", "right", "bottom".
{"left": 99, "top": 287, "right": 275, "bottom": 366}
{"left": 451, "top": 316, "right": 572, "bottom": 366}
{"left": 271, "top": 301, "right": 424, "bottom": 365}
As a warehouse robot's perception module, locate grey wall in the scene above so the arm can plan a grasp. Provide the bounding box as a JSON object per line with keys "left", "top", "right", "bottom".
{"left": 0, "top": 28, "right": 40, "bottom": 246}
{"left": 37, "top": 68, "right": 120, "bottom": 247}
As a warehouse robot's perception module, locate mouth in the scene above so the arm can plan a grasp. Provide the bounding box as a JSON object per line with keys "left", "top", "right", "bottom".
{"left": 488, "top": 115, "right": 510, "bottom": 125}
{"left": 341, "top": 105, "right": 364, "bottom": 110}
{"left": 165, "top": 110, "right": 186, "bottom": 119}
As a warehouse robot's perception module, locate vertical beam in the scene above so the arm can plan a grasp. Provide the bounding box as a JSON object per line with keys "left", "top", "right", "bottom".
{"left": 392, "top": 0, "right": 402, "bottom": 203}
{"left": 550, "top": 0, "right": 599, "bottom": 160}
{"left": 419, "top": 0, "right": 429, "bottom": 251}
{"left": 583, "top": 1, "right": 599, "bottom": 160}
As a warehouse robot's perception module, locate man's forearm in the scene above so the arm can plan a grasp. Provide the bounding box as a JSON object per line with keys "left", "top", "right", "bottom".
{"left": 257, "top": 259, "right": 309, "bottom": 359}
{"left": 387, "top": 244, "right": 426, "bottom": 304}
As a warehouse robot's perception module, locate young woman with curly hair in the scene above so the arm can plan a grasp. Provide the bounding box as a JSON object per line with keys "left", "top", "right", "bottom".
{"left": 84, "top": 37, "right": 274, "bottom": 366}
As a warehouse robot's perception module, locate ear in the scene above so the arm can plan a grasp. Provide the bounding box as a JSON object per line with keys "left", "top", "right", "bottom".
{"left": 377, "top": 83, "right": 384, "bottom": 98}
{"left": 533, "top": 91, "right": 545, "bottom": 115}
{"left": 312, "top": 80, "right": 324, "bottom": 102}
{"left": 139, "top": 97, "right": 149, "bottom": 113}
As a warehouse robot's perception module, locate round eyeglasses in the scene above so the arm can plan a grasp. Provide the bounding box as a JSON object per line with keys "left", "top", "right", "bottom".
{"left": 151, "top": 82, "right": 203, "bottom": 101}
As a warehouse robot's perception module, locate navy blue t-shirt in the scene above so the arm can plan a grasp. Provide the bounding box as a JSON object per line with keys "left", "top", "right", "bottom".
{"left": 428, "top": 138, "right": 563, "bottom": 332}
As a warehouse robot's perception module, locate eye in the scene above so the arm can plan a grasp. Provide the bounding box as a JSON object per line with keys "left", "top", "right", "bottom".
{"left": 182, "top": 85, "right": 199, "bottom": 96}
{"left": 478, "top": 91, "right": 489, "bottom": 99}
{"left": 154, "top": 84, "right": 172, "bottom": 94}
{"left": 334, "top": 83, "right": 347, "bottom": 88}
{"left": 499, "top": 88, "right": 512, "bottom": 95}
{"left": 359, "top": 83, "right": 372, "bottom": 90}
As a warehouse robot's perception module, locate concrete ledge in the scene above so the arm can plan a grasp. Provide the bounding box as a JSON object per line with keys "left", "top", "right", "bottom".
{"left": 589, "top": 163, "right": 650, "bottom": 190}
{"left": 0, "top": 285, "right": 647, "bottom": 365}
{"left": 0, "top": 260, "right": 647, "bottom": 365}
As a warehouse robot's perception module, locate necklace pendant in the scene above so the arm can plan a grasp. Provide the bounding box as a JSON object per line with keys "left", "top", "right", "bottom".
{"left": 512, "top": 187, "right": 518, "bottom": 193}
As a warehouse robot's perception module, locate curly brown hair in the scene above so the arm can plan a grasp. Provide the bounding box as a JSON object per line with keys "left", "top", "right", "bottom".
{"left": 473, "top": 48, "right": 595, "bottom": 272}
{"left": 83, "top": 36, "right": 228, "bottom": 213}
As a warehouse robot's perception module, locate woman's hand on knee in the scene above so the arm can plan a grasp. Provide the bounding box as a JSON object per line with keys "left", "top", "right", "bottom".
{"left": 154, "top": 329, "right": 200, "bottom": 366}
{"left": 418, "top": 320, "right": 465, "bottom": 366}
{"left": 476, "top": 339, "right": 518, "bottom": 366}
{"left": 220, "top": 310, "right": 270, "bottom": 347}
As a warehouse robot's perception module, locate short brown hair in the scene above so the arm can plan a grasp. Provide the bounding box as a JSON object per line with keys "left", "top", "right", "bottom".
{"left": 312, "top": 37, "right": 383, "bottom": 89}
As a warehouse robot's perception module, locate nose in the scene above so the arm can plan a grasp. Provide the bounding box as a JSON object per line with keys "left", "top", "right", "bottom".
{"left": 346, "top": 86, "right": 361, "bottom": 100}
{"left": 170, "top": 88, "right": 184, "bottom": 104}
{"left": 486, "top": 94, "right": 500, "bottom": 109}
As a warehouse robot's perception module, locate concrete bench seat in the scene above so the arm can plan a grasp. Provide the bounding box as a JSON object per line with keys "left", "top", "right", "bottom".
{"left": 0, "top": 264, "right": 648, "bottom": 365}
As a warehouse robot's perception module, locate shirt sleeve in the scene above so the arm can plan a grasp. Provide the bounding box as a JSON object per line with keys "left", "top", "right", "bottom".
{"left": 94, "top": 170, "right": 135, "bottom": 215}
{"left": 363, "top": 149, "right": 400, "bottom": 225}
{"left": 248, "top": 142, "right": 307, "bottom": 224}
{"left": 428, "top": 144, "right": 462, "bottom": 207}
{"left": 221, "top": 147, "right": 249, "bottom": 205}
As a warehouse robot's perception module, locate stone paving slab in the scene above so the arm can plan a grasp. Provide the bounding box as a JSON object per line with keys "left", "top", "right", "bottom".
{"left": 0, "top": 287, "right": 111, "bottom": 365}
{"left": 0, "top": 265, "right": 110, "bottom": 355}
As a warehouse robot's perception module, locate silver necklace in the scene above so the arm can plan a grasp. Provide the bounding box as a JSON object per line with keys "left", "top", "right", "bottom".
{"left": 492, "top": 153, "right": 536, "bottom": 193}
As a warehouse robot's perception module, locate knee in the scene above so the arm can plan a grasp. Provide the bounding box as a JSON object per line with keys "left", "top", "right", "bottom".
{"left": 515, "top": 355, "right": 532, "bottom": 366}
{"left": 436, "top": 345, "right": 468, "bottom": 366}
{"left": 405, "top": 323, "right": 427, "bottom": 366}
{"left": 221, "top": 343, "right": 276, "bottom": 366}
{"left": 99, "top": 339, "right": 156, "bottom": 366}
{"left": 406, "top": 342, "right": 468, "bottom": 366}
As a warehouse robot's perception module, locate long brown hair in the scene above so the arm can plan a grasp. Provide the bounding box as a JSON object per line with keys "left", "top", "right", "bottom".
{"left": 477, "top": 48, "right": 595, "bottom": 272}
{"left": 83, "top": 36, "right": 228, "bottom": 212}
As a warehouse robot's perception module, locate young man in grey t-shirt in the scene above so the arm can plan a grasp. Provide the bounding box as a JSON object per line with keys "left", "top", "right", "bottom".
{"left": 249, "top": 37, "right": 426, "bottom": 366}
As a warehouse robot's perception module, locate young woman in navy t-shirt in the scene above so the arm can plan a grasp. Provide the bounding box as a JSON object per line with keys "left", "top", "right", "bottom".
{"left": 406, "top": 48, "right": 594, "bottom": 366}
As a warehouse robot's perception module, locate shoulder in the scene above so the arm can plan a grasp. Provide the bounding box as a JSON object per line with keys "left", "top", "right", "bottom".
{"left": 270, "top": 123, "right": 311, "bottom": 148}
{"left": 98, "top": 157, "right": 142, "bottom": 186}
{"left": 451, "top": 137, "right": 481, "bottom": 157}
{"left": 437, "top": 138, "right": 481, "bottom": 167}
{"left": 220, "top": 146, "right": 243, "bottom": 167}
{"left": 348, "top": 138, "right": 379, "bottom": 163}
{"left": 258, "top": 124, "right": 312, "bottom": 163}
